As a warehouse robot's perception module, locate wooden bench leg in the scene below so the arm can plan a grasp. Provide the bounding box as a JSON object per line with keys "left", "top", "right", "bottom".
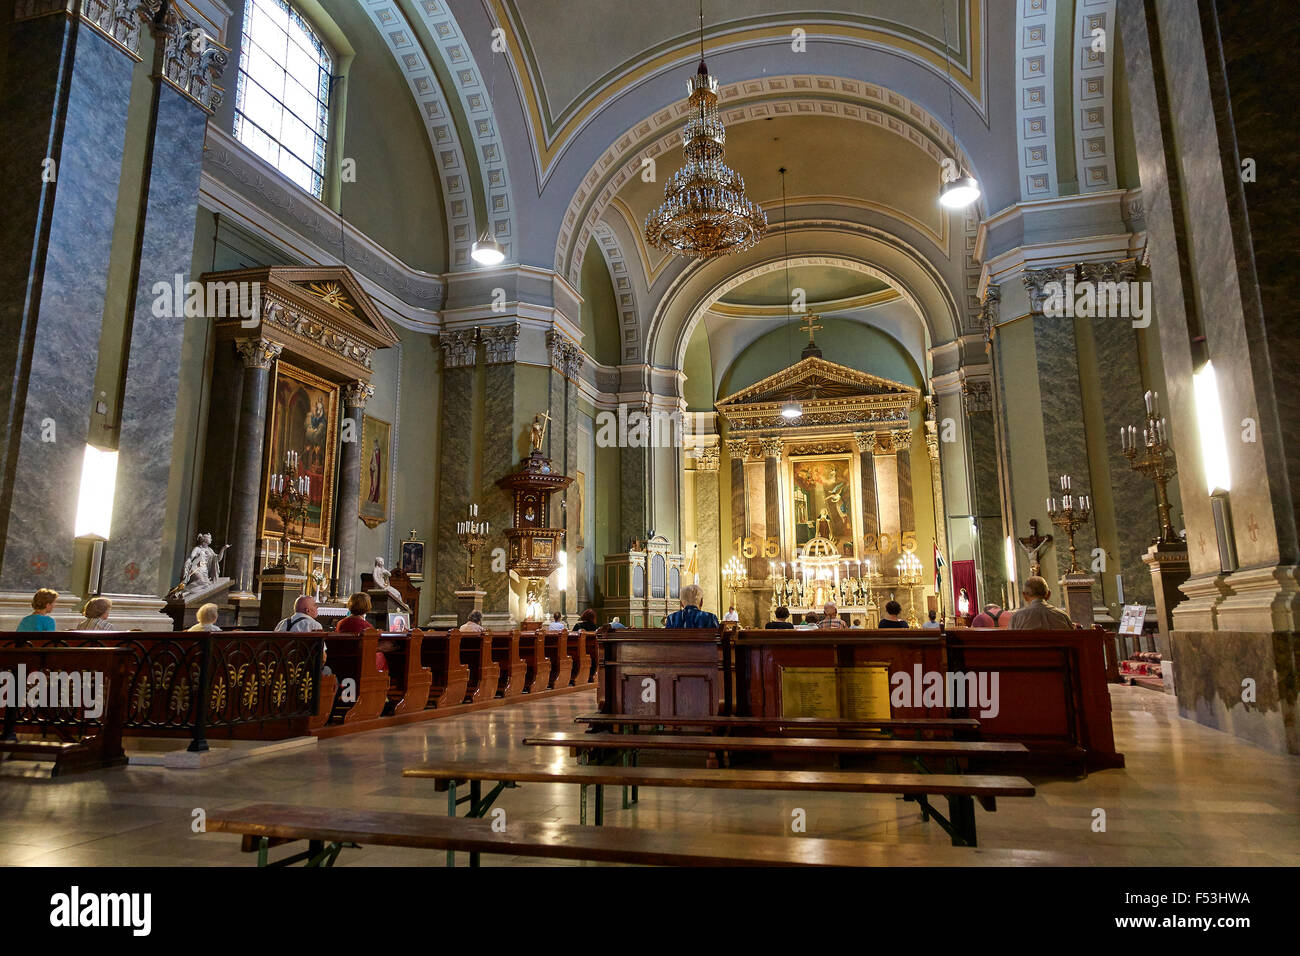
{"left": 447, "top": 781, "right": 457, "bottom": 867}
{"left": 945, "top": 794, "right": 978, "bottom": 847}
{"left": 579, "top": 783, "right": 587, "bottom": 825}
{"left": 594, "top": 784, "right": 604, "bottom": 826}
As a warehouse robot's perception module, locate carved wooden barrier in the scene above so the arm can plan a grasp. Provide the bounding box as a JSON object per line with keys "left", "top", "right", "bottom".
{"left": 0, "top": 646, "right": 132, "bottom": 776}
{"left": 421, "top": 630, "right": 470, "bottom": 709}
{"left": 544, "top": 628, "right": 574, "bottom": 689}
{"left": 518, "top": 628, "right": 550, "bottom": 694}
{"left": 459, "top": 631, "right": 501, "bottom": 704}
{"left": 490, "top": 631, "right": 527, "bottom": 699}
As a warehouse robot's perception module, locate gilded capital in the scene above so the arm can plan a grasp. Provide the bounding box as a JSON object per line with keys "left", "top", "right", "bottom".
{"left": 853, "top": 431, "right": 874, "bottom": 453}
{"left": 725, "top": 438, "right": 749, "bottom": 460}
{"left": 758, "top": 436, "right": 782, "bottom": 459}
{"left": 694, "top": 445, "right": 720, "bottom": 472}
{"left": 342, "top": 381, "right": 375, "bottom": 409}
{"left": 890, "top": 427, "right": 913, "bottom": 452}
{"left": 234, "top": 338, "right": 281, "bottom": 370}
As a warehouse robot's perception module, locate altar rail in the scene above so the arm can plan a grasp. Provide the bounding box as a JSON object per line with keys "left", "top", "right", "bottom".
{"left": 0, "top": 631, "right": 324, "bottom": 751}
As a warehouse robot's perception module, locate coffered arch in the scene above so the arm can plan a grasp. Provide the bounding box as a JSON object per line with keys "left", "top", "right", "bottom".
{"left": 553, "top": 74, "right": 986, "bottom": 289}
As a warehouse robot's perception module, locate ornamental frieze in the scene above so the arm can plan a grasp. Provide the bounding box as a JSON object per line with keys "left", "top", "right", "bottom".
{"left": 262, "top": 298, "right": 374, "bottom": 369}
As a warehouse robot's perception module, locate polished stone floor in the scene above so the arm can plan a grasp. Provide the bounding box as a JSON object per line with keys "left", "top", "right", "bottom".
{"left": 1, "top": 684, "right": 1297, "bottom": 866}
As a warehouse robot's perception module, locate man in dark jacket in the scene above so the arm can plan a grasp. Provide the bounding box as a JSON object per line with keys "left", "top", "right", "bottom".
{"left": 664, "top": 584, "right": 720, "bottom": 628}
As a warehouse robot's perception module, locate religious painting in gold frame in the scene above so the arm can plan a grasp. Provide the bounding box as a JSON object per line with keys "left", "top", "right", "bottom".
{"left": 358, "top": 414, "right": 391, "bottom": 529}
{"left": 261, "top": 363, "right": 339, "bottom": 547}
{"left": 786, "top": 454, "right": 860, "bottom": 557}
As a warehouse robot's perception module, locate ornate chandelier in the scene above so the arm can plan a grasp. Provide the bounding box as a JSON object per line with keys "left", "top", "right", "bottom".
{"left": 643, "top": 12, "right": 766, "bottom": 259}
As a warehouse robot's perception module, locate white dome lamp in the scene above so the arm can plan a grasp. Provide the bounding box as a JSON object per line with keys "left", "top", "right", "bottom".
{"left": 471, "top": 235, "right": 505, "bottom": 266}
{"left": 937, "top": 0, "right": 981, "bottom": 211}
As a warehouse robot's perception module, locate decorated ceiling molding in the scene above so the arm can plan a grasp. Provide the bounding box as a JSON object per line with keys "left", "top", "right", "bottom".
{"left": 488, "top": 0, "right": 984, "bottom": 184}
{"left": 555, "top": 75, "right": 983, "bottom": 286}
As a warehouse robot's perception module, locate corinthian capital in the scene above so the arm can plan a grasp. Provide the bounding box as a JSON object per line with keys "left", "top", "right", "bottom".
{"left": 481, "top": 322, "right": 521, "bottom": 365}
{"left": 438, "top": 329, "right": 477, "bottom": 369}
{"left": 342, "top": 381, "right": 375, "bottom": 409}
{"left": 156, "top": 9, "right": 229, "bottom": 114}
{"left": 235, "top": 338, "right": 281, "bottom": 370}
{"left": 1022, "top": 267, "right": 1071, "bottom": 315}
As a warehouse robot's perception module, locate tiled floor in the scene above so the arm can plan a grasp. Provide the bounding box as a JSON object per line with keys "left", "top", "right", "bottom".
{"left": 1, "top": 684, "right": 1296, "bottom": 866}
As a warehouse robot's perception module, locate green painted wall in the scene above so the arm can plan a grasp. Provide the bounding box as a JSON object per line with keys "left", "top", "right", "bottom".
{"left": 717, "top": 318, "right": 922, "bottom": 399}
{"left": 682, "top": 323, "right": 714, "bottom": 410}
{"left": 579, "top": 238, "right": 622, "bottom": 366}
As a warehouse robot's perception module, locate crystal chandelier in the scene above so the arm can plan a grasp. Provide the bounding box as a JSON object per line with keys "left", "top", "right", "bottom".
{"left": 643, "top": 6, "right": 766, "bottom": 259}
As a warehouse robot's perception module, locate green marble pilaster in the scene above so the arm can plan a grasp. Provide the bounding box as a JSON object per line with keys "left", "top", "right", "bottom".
{"left": 434, "top": 363, "right": 475, "bottom": 617}
{"left": 481, "top": 361, "right": 517, "bottom": 617}
{"left": 965, "top": 382, "right": 1007, "bottom": 608}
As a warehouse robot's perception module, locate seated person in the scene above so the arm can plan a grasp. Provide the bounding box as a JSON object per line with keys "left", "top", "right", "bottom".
{"left": 722, "top": 605, "right": 740, "bottom": 622}
{"left": 73, "top": 596, "right": 113, "bottom": 631}
{"left": 877, "top": 600, "right": 909, "bottom": 628}
{"left": 664, "top": 584, "right": 719, "bottom": 628}
{"left": 608, "top": 616, "right": 626, "bottom": 630}
{"left": 187, "top": 603, "right": 221, "bottom": 631}
{"left": 275, "top": 595, "right": 322, "bottom": 632}
{"left": 458, "top": 610, "right": 486, "bottom": 633}
{"left": 337, "top": 593, "right": 392, "bottom": 673}
{"left": 575, "top": 608, "right": 601, "bottom": 632}
{"left": 818, "top": 602, "right": 848, "bottom": 629}
{"left": 17, "top": 588, "right": 58, "bottom": 632}
{"left": 795, "top": 612, "right": 819, "bottom": 630}
{"left": 971, "top": 603, "right": 1011, "bottom": 628}
{"left": 1010, "top": 576, "right": 1076, "bottom": 630}
{"left": 922, "top": 608, "right": 942, "bottom": 629}
{"left": 546, "top": 611, "right": 567, "bottom": 632}
{"left": 765, "top": 605, "right": 795, "bottom": 629}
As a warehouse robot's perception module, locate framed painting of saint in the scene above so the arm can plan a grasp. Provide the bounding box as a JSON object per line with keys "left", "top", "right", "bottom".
{"left": 789, "top": 455, "right": 856, "bottom": 554}
{"left": 261, "top": 363, "right": 338, "bottom": 547}
{"left": 400, "top": 533, "right": 425, "bottom": 582}
{"left": 359, "top": 414, "right": 392, "bottom": 528}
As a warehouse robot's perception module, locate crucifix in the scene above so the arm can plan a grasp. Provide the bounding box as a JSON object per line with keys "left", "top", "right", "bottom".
{"left": 1017, "top": 518, "right": 1054, "bottom": 577}
{"left": 799, "top": 313, "right": 822, "bottom": 344}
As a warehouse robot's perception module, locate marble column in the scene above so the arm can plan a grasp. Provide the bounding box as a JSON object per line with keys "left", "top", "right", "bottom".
{"left": 335, "top": 381, "right": 373, "bottom": 598}
{"left": 854, "top": 432, "right": 880, "bottom": 546}
{"left": 893, "top": 427, "right": 915, "bottom": 536}
{"left": 726, "top": 439, "right": 748, "bottom": 570}
{"left": 227, "top": 338, "right": 281, "bottom": 595}
{"left": 962, "top": 376, "right": 1007, "bottom": 609}
{"left": 693, "top": 446, "right": 721, "bottom": 610}
{"left": 546, "top": 331, "right": 582, "bottom": 615}
{"left": 481, "top": 323, "right": 521, "bottom": 620}
{"left": 0, "top": 6, "right": 140, "bottom": 595}
{"left": 434, "top": 329, "right": 477, "bottom": 618}
{"left": 102, "top": 8, "right": 227, "bottom": 596}
{"left": 761, "top": 437, "right": 781, "bottom": 582}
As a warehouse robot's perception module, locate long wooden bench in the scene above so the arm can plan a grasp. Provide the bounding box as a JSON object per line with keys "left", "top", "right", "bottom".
{"left": 517, "top": 628, "right": 550, "bottom": 693}
{"left": 458, "top": 631, "right": 500, "bottom": 704}
{"left": 207, "top": 803, "right": 1065, "bottom": 868}
{"left": 489, "top": 631, "right": 528, "bottom": 698}
{"left": 322, "top": 631, "right": 390, "bottom": 724}
{"left": 543, "top": 628, "right": 573, "bottom": 689}
{"left": 576, "top": 713, "right": 982, "bottom": 739}
{"left": 402, "top": 760, "right": 1034, "bottom": 847}
{"left": 566, "top": 629, "right": 590, "bottom": 687}
{"left": 377, "top": 631, "right": 432, "bottom": 717}
{"left": 420, "top": 630, "right": 470, "bottom": 709}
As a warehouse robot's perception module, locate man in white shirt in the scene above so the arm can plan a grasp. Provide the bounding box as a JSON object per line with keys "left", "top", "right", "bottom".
{"left": 722, "top": 606, "right": 740, "bottom": 622}
{"left": 545, "top": 612, "right": 566, "bottom": 632}
{"left": 275, "top": 595, "right": 322, "bottom": 632}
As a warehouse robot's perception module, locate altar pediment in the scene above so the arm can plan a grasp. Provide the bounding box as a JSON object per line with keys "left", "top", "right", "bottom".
{"left": 203, "top": 265, "right": 400, "bottom": 381}
{"left": 715, "top": 356, "right": 920, "bottom": 435}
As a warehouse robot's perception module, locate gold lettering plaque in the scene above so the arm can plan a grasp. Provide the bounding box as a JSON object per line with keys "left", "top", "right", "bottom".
{"left": 779, "top": 665, "right": 892, "bottom": 720}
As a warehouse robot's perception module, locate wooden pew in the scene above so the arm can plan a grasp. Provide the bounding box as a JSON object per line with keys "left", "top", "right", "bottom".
{"left": 543, "top": 627, "right": 574, "bottom": 689}
{"left": 565, "top": 628, "right": 590, "bottom": 687}
{"left": 517, "top": 628, "right": 550, "bottom": 694}
{"left": 378, "top": 631, "right": 433, "bottom": 717}
{"left": 0, "top": 646, "right": 131, "bottom": 776}
{"left": 489, "top": 631, "right": 527, "bottom": 699}
{"left": 323, "top": 630, "right": 391, "bottom": 725}
{"left": 459, "top": 630, "right": 501, "bottom": 704}
{"left": 404, "top": 760, "right": 1035, "bottom": 847}
{"left": 420, "top": 629, "right": 470, "bottom": 709}
{"left": 575, "top": 713, "right": 982, "bottom": 739}
{"left": 585, "top": 628, "right": 602, "bottom": 683}
{"left": 207, "top": 803, "right": 1068, "bottom": 867}
{"left": 310, "top": 673, "right": 337, "bottom": 731}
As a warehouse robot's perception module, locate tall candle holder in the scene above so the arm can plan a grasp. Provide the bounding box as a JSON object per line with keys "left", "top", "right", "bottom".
{"left": 1121, "top": 389, "right": 1179, "bottom": 545}
{"left": 457, "top": 503, "right": 490, "bottom": 589}
{"left": 722, "top": 555, "right": 748, "bottom": 610}
{"left": 895, "top": 551, "right": 923, "bottom": 626}
{"left": 1046, "top": 474, "right": 1091, "bottom": 573}
{"left": 267, "top": 450, "right": 310, "bottom": 569}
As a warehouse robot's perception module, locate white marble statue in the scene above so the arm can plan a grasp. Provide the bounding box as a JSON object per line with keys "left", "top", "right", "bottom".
{"left": 371, "top": 557, "right": 410, "bottom": 613}
{"left": 174, "top": 533, "right": 231, "bottom": 600}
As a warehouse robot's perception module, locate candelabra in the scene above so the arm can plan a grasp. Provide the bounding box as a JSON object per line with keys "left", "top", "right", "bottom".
{"left": 722, "top": 555, "right": 748, "bottom": 608}
{"left": 1121, "top": 389, "right": 1179, "bottom": 545}
{"left": 1046, "top": 474, "right": 1091, "bottom": 573}
{"left": 267, "top": 450, "right": 310, "bottom": 568}
{"left": 456, "top": 503, "right": 490, "bottom": 589}
{"left": 895, "top": 551, "right": 923, "bottom": 626}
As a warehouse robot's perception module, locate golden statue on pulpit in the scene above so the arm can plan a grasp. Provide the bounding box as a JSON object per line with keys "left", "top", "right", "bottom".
{"left": 529, "top": 411, "right": 551, "bottom": 452}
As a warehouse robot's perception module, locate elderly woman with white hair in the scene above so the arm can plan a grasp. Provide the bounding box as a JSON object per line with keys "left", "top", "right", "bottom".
{"left": 663, "top": 583, "right": 720, "bottom": 628}
{"left": 73, "top": 597, "right": 113, "bottom": 631}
